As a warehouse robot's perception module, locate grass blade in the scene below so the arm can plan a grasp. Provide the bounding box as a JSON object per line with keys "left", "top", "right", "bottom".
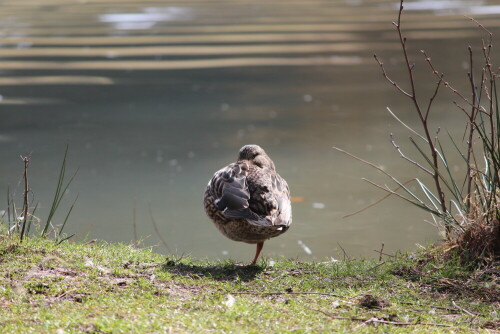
{"left": 436, "top": 138, "right": 464, "bottom": 204}
{"left": 416, "top": 179, "right": 440, "bottom": 211}
{"left": 333, "top": 146, "right": 435, "bottom": 206}
{"left": 56, "top": 233, "right": 75, "bottom": 245}
{"left": 42, "top": 146, "right": 77, "bottom": 238}
{"left": 58, "top": 194, "right": 78, "bottom": 239}
{"left": 42, "top": 146, "right": 68, "bottom": 236}
{"left": 362, "top": 178, "right": 442, "bottom": 216}
{"left": 26, "top": 202, "right": 39, "bottom": 236}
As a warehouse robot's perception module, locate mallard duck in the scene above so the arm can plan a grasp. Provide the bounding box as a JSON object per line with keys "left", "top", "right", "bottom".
{"left": 204, "top": 144, "right": 292, "bottom": 265}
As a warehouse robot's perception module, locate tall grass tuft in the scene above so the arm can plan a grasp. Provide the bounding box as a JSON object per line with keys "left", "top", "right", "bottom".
{"left": 1, "top": 147, "right": 77, "bottom": 242}
{"left": 335, "top": 0, "right": 499, "bottom": 265}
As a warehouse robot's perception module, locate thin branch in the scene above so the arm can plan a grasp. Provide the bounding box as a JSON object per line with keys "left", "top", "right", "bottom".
{"left": 451, "top": 300, "right": 477, "bottom": 317}
{"left": 392, "top": 1, "right": 448, "bottom": 221}
{"left": 453, "top": 101, "right": 472, "bottom": 118}
{"left": 20, "top": 155, "right": 30, "bottom": 241}
{"left": 372, "top": 250, "right": 396, "bottom": 258}
{"left": 133, "top": 200, "right": 138, "bottom": 247}
{"left": 333, "top": 147, "right": 429, "bottom": 206}
{"left": 333, "top": 146, "right": 416, "bottom": 189}
{"left": 425, "top": 74, "right": 444, "bottom": 121}
{"left": 233, "top": 291, "right": 347, "bottom": 298}
{"left": 332, "top": 146, "right": 440, "bottom": 215}
{"left": 314, "top": 309, "right": 457, "bottom": 328}
{"left": 362, "top": 178, "right": 434, "bottom": 213}
{"left": 395, "top": 1, "right": 417, "bottom": 98}
{"left": 374, "top": 55, "right": 412, "bottom": 98}
{"left": 466, "top": 45, "right": 478, "bottom": 209}
{"left": 5, "top": 186, "right": 11, "bottom": 224}
{"left": 378, "top": 244, "right": 385, "bottom": 262}
{"left": 343, "top": 179, "right": 416, "bottom": 218}
{"left": 465, "top": 16, "right": 493, "bottom": 36}
{"left": 337, "top": 243, "right": 350, "bottom": 262}
{"left": 399, "top": 301, "right": 458, "bottom": 313}
{"left": 422, "top": 50, "right": 481, "bottom": 111}
{"left": 390, "top": 133, "right": 433, "bottom": 175}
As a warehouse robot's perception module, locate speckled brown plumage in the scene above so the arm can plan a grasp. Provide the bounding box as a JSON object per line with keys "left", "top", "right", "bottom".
{"left": 204, "top": 145, "right": 292, "bottom": 265}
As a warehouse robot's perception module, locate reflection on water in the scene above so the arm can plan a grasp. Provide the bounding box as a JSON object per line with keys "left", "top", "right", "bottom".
{"left": 1, "top": 0, "right": 500, "bottom": 261}
{"left": 400, "top": 1, "right": 480, "bottom": 12}
{"left": 402, "top": 1, "right": 500, "bottom": 15}
{"left": 100, "top": 6, "right": 193, "bottom": 30}
{"left": 0, "top": 76, "right": 114, "bottom": 85}
{"left": 470, "top": 5, "right": 500, "bottom": 14}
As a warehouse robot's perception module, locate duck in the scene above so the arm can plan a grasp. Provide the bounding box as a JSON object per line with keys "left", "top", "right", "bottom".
{"left": 204, "top": 144, "right": 292, "bottom": 265}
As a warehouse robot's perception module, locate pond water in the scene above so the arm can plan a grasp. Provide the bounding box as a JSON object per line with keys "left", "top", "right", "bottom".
{"left": 1, "top": 0, "right": 500, "bottom": 261}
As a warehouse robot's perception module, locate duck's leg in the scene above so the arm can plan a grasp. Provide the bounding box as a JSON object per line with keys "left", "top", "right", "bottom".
{"left": 250, "top": 242, "right": 264, "bottom": 265}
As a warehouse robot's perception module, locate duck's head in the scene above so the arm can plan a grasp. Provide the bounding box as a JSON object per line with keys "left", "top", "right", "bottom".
{"left": 237, "top": 144, "right": 275, "bottom": 170}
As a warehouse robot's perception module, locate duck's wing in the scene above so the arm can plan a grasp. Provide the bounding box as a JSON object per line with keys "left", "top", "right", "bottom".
{"left": 208, "top": 162, "right": 256, "bottom": 221}
{"left": 245, "top": 165, "right": 292, "bottom": 227}
{"left": 216, "top": 163, "right": 291, "bottom": 228}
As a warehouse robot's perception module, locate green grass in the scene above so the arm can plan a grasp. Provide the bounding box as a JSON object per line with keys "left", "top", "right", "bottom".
{"left": 0, "top": 238, "right": 497, "bottom": 333}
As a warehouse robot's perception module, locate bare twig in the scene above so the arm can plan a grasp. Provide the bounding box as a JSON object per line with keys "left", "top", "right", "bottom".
{"left": 425, "top": 74, "right": 444, "bottom": 121}
{"left": 133, "top": 200, "right": 138, "bottom": 247}
{"left": 332, "top": 147, "right": 426, "bottom": 207}
{"left": 422, "top": 50, "right": 478, "bottom": 110}
{"left": 334, "top": 143, "right": 450, "bottom": 215}
{"left": 451, "top": 300, "right": 477, "bottom": 317}
{"left": 314, "top": 309, "right": 456, "bottom": 328}
{"left": 374, "top": 55, "right": 412, "bottom": 98}
{"left": 399, "top": 301, "right": 458, "bottom": 313}
{"left": 390, "top": 133, "right": 433, "bottom": 175}
{"left": 6, "top": 186, "right": 11, "bottom": 226}
{"left": 362, "top": 178, "right": 436, "bottom": 214}
{"left": 372, "top": 250, "right": 397, "bottom": 258}
{"left": 466, "top": 45, "right": 478, "bottom": 209}
{"left": 20, "top": 155, "right": 30, "bottom": 241}
{"left": 378, "top": 243, "right": 384, "bottom": 262}
{"left": 56, "top": 287, "right": 80, "bottom": 299}
{"left": 453, "top": 101, "right": 471, "bottom": 119}
{"left": 395, "top": 1, "right": 417, "bottom": 98}
{"left": 466, "top": 16, "right": 493, "bottom": 36}
{"left": 234, "top": 291, "right": 347, "bottom": 299}
{"left": 343, "top": 179, "right": 416, "bottom": 218}
{"left": 337, "top": 243, "right": 350, "bottom": 261}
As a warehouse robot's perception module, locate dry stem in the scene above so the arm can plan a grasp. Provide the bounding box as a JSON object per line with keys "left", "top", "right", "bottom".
{"left": 314, "top": 308, "right": 456, "bottom": 328}
{"left": 20, "top": 156, "right": 30, "bottom": 241}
